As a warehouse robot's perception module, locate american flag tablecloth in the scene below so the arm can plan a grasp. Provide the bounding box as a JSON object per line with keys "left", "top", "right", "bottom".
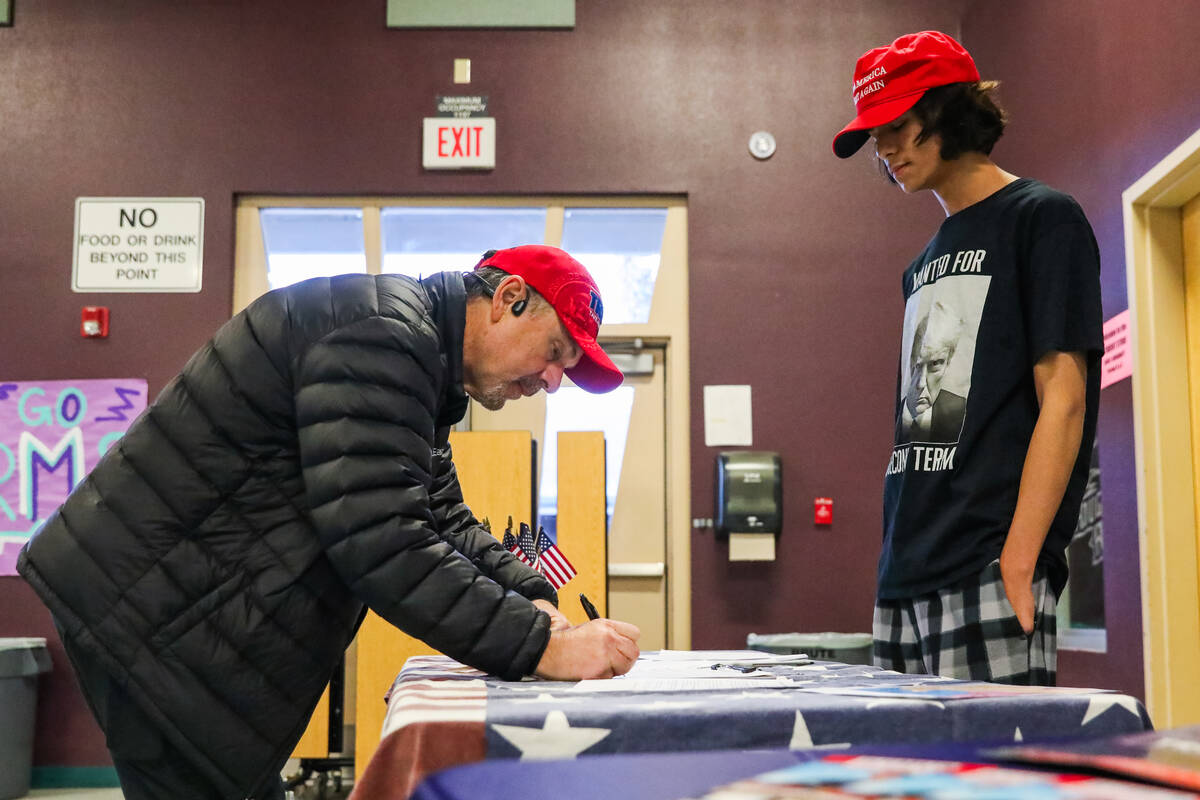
{"left": 348, "top": 652, "right": 1152, "bottom": 800}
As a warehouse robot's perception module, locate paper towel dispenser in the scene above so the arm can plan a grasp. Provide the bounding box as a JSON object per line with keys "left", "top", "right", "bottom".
{"left": 714, "top": 451, "right": 782, "bottom": 540}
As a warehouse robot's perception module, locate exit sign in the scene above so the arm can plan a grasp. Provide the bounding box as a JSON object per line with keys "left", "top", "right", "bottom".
{"left": 422, "top": 118, "right": 496, "bottom": 169}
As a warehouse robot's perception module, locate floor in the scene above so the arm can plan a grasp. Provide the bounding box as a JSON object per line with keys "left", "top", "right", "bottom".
{"left": 25, "top": 777, "right": 350, "bottom": 800}
{"left": 22, "top": 756, "right": 352, "bottom": 800}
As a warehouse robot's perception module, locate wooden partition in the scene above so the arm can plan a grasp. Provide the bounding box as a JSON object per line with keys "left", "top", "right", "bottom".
{"left": 555, "top": 432, "right": 608, "bottom": 624}
{"left": 290, "top": 688, "right": 331, "bottom": 758}
{"left": 352, "top": 431, "right": 535, "bottom": 773}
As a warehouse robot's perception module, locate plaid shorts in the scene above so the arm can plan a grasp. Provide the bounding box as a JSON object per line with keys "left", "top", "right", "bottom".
{"left": 872, "top": 558, "right": 1057, "bottom": 685}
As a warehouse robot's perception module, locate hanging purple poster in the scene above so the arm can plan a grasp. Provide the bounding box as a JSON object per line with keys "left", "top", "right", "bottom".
{"left": 0, "top": 379, "right": 147, "bottom": 576}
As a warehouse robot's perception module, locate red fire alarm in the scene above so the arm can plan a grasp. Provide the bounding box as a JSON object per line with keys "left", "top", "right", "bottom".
{"left": 814, "top": 497, "right": 833, "bottom": 525}
{"left": 81, "top": 306, "right": 109, "bottom": 338}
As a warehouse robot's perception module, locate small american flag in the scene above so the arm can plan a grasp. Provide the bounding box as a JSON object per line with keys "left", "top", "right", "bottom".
{"left": 517, "top": 523, "right": 538, "bottom": 563}
{"left": 503, "top": 529, "right": 533, "bottom": 567}
{"left": 533, "top": 527, "right": 577, "bottom": 589}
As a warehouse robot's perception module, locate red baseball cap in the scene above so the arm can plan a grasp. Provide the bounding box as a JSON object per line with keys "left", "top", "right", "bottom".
{"left": 832, "top": 30, "right": 980, "bottom": 158}
{"left": 476, "top": 245, "right": 623, "bottom": 393}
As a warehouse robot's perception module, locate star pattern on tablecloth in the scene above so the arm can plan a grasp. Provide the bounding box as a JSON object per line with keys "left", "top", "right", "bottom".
{"left": 507, "top": 692, "right": 585, "bottom": 705}
{"left": 1080, "top": 694, "right": 1142, "bottom": 726}
{"left": 491, "top": 710, "right": 611, "bottom": 759}
{"left": 789, "top": 711, "right": 850, "bottom": 750}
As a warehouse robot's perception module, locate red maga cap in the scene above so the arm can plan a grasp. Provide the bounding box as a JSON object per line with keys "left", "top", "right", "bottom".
{"left": 833, "top": 30, "right": 980, "bottom": 158}
{"left": 476, "top": 245, "right": 623, "bottom": 393}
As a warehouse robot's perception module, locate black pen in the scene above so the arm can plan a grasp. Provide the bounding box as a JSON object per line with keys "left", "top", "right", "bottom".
{"left": 579, "top": 592, "right": 600, "bottom": 620}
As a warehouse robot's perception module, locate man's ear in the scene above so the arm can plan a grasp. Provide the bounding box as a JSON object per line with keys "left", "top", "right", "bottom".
{"left": 491, "top": 275, "right": 528, "bottom": 322}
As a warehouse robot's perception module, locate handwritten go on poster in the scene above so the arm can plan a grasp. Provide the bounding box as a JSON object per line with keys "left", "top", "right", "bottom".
{"left": 0, "top": 379, "right": 147, "bottom": 575}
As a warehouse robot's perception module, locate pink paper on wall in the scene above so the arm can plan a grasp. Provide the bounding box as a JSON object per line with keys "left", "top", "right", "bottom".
{"left": 1101, "top": 309, "right": 1132, "bottom": 390}
{"left": 0, "top": 379, "right": 147, "bottom": 576}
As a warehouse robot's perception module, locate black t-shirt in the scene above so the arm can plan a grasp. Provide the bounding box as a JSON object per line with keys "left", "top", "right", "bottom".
{"left": 879, "top": 178, "right": 1103, "bottom": 600}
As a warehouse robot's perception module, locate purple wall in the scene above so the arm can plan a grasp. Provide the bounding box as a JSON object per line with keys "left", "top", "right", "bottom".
{"left": 962, "top": 0, "right": 1200, "bottom": 701}
{"left": 2, "top": 0, "right": 1187, "bottom": 768}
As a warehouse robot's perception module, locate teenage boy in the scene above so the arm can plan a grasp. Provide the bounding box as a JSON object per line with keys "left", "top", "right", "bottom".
{"left": 833, "top": 31, "right": 1102, "bottom": 684}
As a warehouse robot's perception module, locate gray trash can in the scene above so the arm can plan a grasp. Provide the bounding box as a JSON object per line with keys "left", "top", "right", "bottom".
{"left": 0, "top": 638, "right": 52, "bottom": 800}
{"left": 747, "top": 632, "right": 873, "bottom": 665}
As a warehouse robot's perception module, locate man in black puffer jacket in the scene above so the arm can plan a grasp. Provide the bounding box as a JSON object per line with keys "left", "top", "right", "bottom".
{"left": 18, "top": 245, "right": 641, "bottom": 800}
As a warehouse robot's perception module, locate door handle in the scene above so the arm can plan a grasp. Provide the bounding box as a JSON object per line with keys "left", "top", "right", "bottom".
{"left": 608, "top": 562, "right": 665, "bottom": 577}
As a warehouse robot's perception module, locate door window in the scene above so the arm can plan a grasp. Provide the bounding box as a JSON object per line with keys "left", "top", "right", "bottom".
{"left": 380, "top": 207, "right": 546, "bottom": 277}
{"left": 560, "top": 207, "right": 667, "bottom": 324}
{"left": 259, "top": 208, "right": 366, "bottom": 288}
{"left": 538, "top": 384, "right": 635, "bottom": 536}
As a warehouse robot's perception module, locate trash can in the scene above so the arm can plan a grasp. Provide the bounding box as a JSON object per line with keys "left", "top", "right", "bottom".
{"left": 747, "top": 632, "right": 873, "bottom": 665}
{"left": 0, "top": 638, "right": 52, "bottom": 800}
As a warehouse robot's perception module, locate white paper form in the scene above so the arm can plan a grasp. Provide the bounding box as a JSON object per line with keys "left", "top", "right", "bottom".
{"left": 636, "top": 650, "right": 811, "bottom": 666}
{"left": 568, "top": 677, "right": 797, "bottom": 693}
{"left": 562, "top": 651, "right": 812, "bottom": 692}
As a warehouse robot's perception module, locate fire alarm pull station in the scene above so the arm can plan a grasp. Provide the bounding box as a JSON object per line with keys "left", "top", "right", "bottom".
{"left": 81, "top": 306, "right": 109, "bottom": 338}
{"left": 814, "top": 497, "right": 833, "bottom": 525}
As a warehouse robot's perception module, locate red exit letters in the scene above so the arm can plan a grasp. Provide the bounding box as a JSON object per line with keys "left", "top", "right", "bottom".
{"left": 437, "top": 125, "right": 484, "bottom": 158}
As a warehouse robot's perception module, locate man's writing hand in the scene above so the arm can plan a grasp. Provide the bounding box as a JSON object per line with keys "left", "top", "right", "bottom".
{"left": 534, "top": 619, "right": 641, "bottom": 680}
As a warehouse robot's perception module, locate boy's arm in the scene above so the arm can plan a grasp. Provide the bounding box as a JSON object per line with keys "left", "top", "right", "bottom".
{"left": 1000, "top": 349, "right": 1088, "bottom": 633}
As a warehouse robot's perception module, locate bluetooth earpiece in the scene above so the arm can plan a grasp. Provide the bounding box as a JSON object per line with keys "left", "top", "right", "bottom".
{"left": 511, "top": 294, "right": 528, "bottom": 316}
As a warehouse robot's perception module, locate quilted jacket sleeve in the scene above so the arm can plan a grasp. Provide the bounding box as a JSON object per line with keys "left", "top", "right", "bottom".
{"left": 427, "top": 442, "right": 558, "bottom": 606}
{"left": 296, "top": 313, "right": 550, "bottom": 680}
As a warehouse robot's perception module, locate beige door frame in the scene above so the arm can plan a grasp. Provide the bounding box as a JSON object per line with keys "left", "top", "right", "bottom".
{"left": 1123, "top": 125, "right": 1200, "bottom": 727}
{"left": 233, "top": 195, "right": 692, "bottom": 650}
